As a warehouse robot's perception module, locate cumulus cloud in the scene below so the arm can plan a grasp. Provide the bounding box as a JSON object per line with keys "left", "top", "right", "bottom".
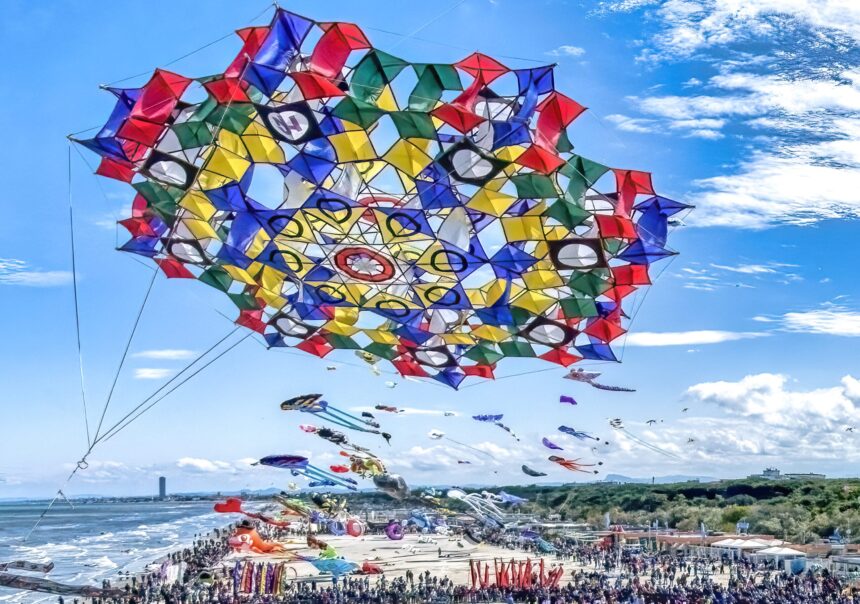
{"left": 624, "top": 330, "right": 767, "bottom": 346}
{"left": 603, "top": 373, "right": 860, "bottom": 472}
{"left": 132, "top": 349, "right": 196, "bottom": 360}
{"left": 0, "top": 259, "right": 72, "bottom": 287}
{"left": 685, "top": 373, "right": 860, "bottom": 429}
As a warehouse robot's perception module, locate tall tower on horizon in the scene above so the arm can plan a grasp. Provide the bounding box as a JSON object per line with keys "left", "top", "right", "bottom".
{"left": 158, "top": 476, "right": 166, "bottom": 500}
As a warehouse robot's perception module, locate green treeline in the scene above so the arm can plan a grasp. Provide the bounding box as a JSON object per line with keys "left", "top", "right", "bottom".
{"left": 494, "top": 479, "right": 860, "bottom": 543}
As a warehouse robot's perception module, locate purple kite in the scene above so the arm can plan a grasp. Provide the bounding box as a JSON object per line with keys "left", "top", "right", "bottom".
{"left": 542, "top": 437, "right": 563, "bottom": 450}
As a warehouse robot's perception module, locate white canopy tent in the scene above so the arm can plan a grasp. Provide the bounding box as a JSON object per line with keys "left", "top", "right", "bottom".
{"left": 754, "top": 546, "right": 805, "bottom": 558}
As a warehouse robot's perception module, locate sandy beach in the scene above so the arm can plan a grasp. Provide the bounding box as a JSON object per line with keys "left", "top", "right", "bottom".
{"left": 223, "top": 533, "right": 566, "bottom": 585}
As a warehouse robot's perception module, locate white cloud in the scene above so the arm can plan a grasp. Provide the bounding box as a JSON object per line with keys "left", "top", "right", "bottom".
{"left": 605, "top": 113, "right": 658, "bottom": 133}
{"left": 710, "top": 263, "right": 792, "bottom": 274}
{"left": 685, "top": 128, "right": 724, "bottom": 139}
{"left": 688, "top": 119, "right": 860, "bottom": 228}
{"left": 0, "top": 258, "right": 72, "bottom": 287}
{"left": 546, "top": 45, "right": 586, "bottom": 57}
{"left": 134, "top": 368, "right": 173, "bottom": 380}
{"left": 773, "top": 305, "right": 860, "bottom": 336}
{"left": 176, "top": 457, "right": 237, "bottom": 474}
{"left": 685, "top": 373, "right": 860, "bottom": 430}
{"left": 675, "top": 262, "right": 799, "bottom": 290}
{"left": 597, "top": 0, "right": 659, "bottom": 12}
{"left": 132, "top": 349, "right": 196, "bottom": 360}
{"left": 669, "top": 118, "right": 726, "bottom": 129}
{"left": 600, "top": 2, "right": 860, "bottom": 230}
{"left": 624, "top": 329, "right": 767, "bottom": 346}
{"left": 622, "top": 0, "right": 860, "bottom": 59}
{"left": 636, "top": 71, "right": 860, "bottom": 120}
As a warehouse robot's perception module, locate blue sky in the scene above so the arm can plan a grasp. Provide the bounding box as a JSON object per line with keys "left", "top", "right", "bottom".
{"left": 2, "top": 0, "right": 860, "bottom": 498}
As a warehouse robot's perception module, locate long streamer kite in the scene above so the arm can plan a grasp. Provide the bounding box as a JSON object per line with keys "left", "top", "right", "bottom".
{"left": 281, "top": 394, "right": 380, "bottom": 434}
{"left": 255, "top": 454, "right": 359, "bottom": 490}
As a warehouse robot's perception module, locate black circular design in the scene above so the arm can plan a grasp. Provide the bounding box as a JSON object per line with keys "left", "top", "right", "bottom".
{"left": 412, "top": 346, "right": 456, "bottom": 368}
{"left": 267, "top": 214, "right": 305, "bottom": 239}
{"left": 271, "top": 313, "right": 317, "bottom": 338}
{"left": 165, "top": 239, "right": 210, "bottom": 266}
{"left": 422, "top": 285, "right": 462, "bottom": 307}
{"left": 518, "top": 317, "right": 576, "bottom": 347}
{"left": 429, "top": 249, "right": 468, "bottom": 274}
{"left": 315, "top": 284, "right": 347, "bottom": 304}
{"left": 315, "top": 197, "right": 354, "bottom": 224}
{"left": 267, "top": 249, "right": 304, "bottom": 273}
{"left": 384, "top": 212, "right": 422, "bottom": 238}
{"left": 374, "top": 298, "right": 412, "bottom": 318}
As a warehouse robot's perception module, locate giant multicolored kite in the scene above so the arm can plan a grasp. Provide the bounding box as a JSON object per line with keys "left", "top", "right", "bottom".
{"left": 77, "top": 7, "right": 688, "bottom": 388}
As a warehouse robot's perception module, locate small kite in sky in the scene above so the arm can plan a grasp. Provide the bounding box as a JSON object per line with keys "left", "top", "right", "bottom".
{"left": 282, "top": 394, "right": 381, "bottom": 435}
{"left": 549, "top": 455, "right": 602, "bottom": 474}
{"left": 559, "top": 425, "right": 601, "bottom": 441}
{"left": 256, "top": 455, "right": 358, "bottom": 490}
{"left": 473, "top": 414, "right": 520, "bottom": 441}
{"left": 564, "top": 369, "right": 636, "bottom": 392}
{"left": 521, "top": 465, "right": 547, "bottom": 477}
{"left": 542, "top": 437, "right": 563, "bottom": 450}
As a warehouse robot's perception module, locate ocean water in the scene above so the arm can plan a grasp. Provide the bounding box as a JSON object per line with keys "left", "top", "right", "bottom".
{"left": 0, "top": 500, "right": 229, "bottom": 603}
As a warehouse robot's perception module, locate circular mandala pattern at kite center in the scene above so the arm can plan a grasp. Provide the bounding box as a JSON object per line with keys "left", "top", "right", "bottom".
{"left": 334, "top": 247, "right": 397, "bottom": 283}
{"left": 77, "top": 7, "right": 690, "bottom": 388}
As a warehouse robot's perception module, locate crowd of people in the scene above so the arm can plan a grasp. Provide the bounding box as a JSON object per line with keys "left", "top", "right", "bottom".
{"left": 56, "top": 524, "right": 860, "bottom": 604}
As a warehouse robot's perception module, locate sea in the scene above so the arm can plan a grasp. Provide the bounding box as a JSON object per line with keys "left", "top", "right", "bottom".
{"left": 0, "top": 500, "right": 230, "bottom": 603}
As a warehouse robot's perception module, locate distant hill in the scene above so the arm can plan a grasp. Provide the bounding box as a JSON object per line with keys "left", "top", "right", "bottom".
{"left": 603, "top": 473, "right": 717, "bottom": 484}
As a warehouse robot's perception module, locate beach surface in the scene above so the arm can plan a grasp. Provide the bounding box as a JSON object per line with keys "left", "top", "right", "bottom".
{"left": 224, "top": 532, "right": 732, "bottom": 588}
{"left": 231, "top": 533, "right": 582, "bottom": 584}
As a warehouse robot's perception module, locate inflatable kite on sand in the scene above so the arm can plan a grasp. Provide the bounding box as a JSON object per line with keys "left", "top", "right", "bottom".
{"left": 228, "top": 522, "right": 287, "bottom": 554}
{"left": 77, "top": 6, "right": 688, "bottom": 389}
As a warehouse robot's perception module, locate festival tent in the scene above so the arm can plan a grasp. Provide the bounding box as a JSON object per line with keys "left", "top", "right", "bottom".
{"left": 754, "top": 546, "right": 805, "bottom": 558}
{"left": 711, "top": 538, "right": 745, "bottom": 548}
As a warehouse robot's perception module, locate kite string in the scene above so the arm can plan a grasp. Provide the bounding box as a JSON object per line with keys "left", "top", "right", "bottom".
{"left": 32, "top": 62, "right": 254, "bottom": 533}
{"left": 90, "top": 269, "right": 158, "bottom": 443}
{"left": 23, "top": 329, "right": 250, "bottom": 541}
{"left": 67, "top": 144, "right": 91, "bottom": 448}
{"left": 95, "top": 53, "right": 258, "bottom": 445}
{"left": 93, "top": 327, "right": 243, "bottom": 445}
{"left": 98, "top": 332, "right": 253, "bottom": 444}
{"left": 103, "top": 1, "right": 275, "bottom": 87}
{"left": 385, "top": 0, "right": 470, "bottom": 52}
{"left": 365, "top": 25, "right": 546, "bottom": 64}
